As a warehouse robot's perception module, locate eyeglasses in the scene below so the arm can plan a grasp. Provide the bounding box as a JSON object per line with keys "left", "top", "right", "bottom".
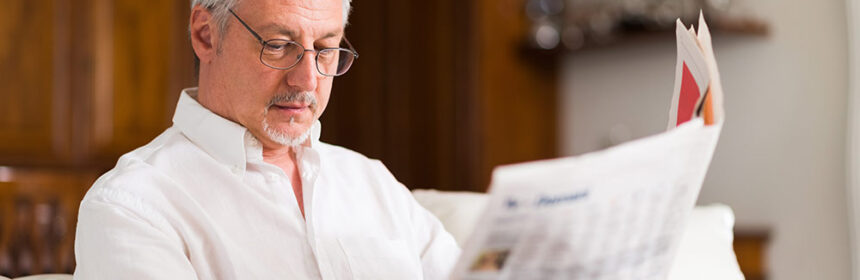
{"left": 228, "top": 9, "right": 358, "bottom": 77}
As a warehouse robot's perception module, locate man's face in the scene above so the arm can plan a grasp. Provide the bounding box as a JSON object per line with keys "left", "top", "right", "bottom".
{"left": 208, "top": 0, "right": 344, "bottom": 147}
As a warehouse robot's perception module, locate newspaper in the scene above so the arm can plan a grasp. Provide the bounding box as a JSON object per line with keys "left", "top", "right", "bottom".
{"left": 450, "top": 13, "right": 724, "bottom": 280}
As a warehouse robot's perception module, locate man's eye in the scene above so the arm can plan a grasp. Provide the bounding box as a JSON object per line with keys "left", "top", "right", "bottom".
{"left": 319, "top": 51, "right": 335, "bottom": 58}
{"left": 266, "top": 43, "right": 286, "bottom": 51}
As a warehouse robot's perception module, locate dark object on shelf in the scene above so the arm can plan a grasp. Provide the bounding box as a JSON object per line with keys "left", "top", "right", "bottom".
{"left": 523, "top": 0, "right": 769, "bottom": 53}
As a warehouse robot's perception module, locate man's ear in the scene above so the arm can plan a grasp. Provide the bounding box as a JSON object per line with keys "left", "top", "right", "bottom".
{"left": 190, "top": 6, "right": 217, "bottom": 65}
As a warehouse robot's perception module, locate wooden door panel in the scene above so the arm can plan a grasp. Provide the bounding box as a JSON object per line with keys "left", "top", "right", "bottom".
{"left": 88, "top": 0, "right": 194, "bottom": 161}
{"left": 0, "top": 0, "right": 72, "bottom": 164}
{"left": 474, "top": 0, "right": 558, "bottom": 189}
{"left": 323, "top": 0, "right": 476, "bottom": 190}
{"left": 323, "top": 0, "right": 556, "bottom": 191}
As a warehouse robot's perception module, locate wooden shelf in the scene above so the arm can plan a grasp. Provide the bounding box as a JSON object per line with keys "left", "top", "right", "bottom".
{"left": 522, "top": 16, "right": 769, "bottom": 55}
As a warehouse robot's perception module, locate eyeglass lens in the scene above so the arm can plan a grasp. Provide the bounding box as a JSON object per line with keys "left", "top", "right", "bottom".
{"left": 261, "top": 40, "right": 355, "bottom": 76}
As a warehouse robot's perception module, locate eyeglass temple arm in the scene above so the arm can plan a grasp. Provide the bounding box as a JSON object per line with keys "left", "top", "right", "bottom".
{"left": 228, "top": 9, "right": 265, "bottom": 45}
{"left": 343, "top": 37, "right": 358, "bottom": 58}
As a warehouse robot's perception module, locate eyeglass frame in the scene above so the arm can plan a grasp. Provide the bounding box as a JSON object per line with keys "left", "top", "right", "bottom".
{"left": 227, "top": 9, "right": 359, "bottom": 77}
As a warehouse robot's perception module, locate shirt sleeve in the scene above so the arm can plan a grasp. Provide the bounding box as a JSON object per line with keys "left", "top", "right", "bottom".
{"left": 371, "top": 161, "right": 462, "bottom": 280}
{"left": 411, "top": 199, "right": 462, "bottom": 280}
{"left": 73, "top": 198, "right": 198, "bottom": 279}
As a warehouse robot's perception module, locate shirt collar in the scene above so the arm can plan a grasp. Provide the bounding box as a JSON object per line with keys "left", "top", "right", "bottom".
{"left": 172, "top": 88, "right": 323, "bottom": 176}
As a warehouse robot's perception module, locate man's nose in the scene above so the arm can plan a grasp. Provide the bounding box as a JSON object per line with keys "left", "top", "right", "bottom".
{"left": 285, "top": 51, "right": 319, "bottom": 92}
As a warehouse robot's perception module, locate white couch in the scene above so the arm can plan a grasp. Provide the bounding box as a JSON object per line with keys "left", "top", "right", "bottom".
{"left": 412, "top": 189, "right": 745, "bottom": 280}
{"left": 5, "top": 190, "right": 744, "bottom": 280}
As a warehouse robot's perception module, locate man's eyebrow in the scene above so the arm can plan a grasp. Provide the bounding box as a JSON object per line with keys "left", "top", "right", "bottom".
{"left": 258, "top": 24, "right": 342, "bottom": 41}
{"left": 259, "top": 24, "right": 298, "bottom": 38}
{"left": 320, "top": 31, "right": 341, "bottom": 40}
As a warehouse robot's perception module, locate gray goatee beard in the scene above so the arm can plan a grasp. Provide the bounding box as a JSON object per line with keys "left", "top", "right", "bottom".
{"left": 262, "top": 91, "right": 318, "bottom": 148}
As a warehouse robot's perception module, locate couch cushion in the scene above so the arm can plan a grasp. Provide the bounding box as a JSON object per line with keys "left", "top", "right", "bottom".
{"left": 667, "top": 204, "right": 745, "bottom": 280}
{"left": 412, "top": 189, "right": 488, "bottom": 247}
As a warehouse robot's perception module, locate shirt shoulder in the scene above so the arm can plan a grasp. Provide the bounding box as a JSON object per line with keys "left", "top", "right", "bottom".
{"left": 82, "top": 127, "right": 201, "bottom": 217}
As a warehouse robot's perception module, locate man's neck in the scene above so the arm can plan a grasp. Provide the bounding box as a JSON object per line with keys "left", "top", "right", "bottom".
{"left": 262, "top": 144, "right": 298, "bottom": 167}
{"left": 262, "top": 144, "right": 306, "bottom": 218}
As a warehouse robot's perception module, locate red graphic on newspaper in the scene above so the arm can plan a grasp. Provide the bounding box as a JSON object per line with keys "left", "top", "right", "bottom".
{"left": 676, "top": 62, "right": 700, "bottom": 126}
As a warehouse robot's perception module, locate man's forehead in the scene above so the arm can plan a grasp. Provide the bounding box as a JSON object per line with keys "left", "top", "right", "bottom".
{"left": 245, "top": 0, "right": 341, "bottom": 13}
{"left": 244, "top": 0, "right": 344, "bottom": 39}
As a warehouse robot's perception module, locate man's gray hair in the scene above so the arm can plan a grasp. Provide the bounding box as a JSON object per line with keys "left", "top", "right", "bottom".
{"left": 191, "top": 0, "right": 353, "bottom": 33}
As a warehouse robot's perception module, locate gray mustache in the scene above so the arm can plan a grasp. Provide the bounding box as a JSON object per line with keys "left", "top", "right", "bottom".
{"left": 267, "top": 92, "right": 318, "bottom": 108}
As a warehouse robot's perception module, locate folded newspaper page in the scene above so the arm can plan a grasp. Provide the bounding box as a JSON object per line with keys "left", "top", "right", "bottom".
{"left": 450, "top": 14, "right": 724, "bottom": 280}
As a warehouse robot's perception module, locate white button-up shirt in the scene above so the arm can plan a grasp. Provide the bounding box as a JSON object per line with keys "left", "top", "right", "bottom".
{"left": 74, "top": 88, "right": 461, "bottom": 279}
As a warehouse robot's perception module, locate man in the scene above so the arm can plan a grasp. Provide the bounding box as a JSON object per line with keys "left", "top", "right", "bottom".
{"left": 73, "top": 0, "right": 461, "bottom": 278}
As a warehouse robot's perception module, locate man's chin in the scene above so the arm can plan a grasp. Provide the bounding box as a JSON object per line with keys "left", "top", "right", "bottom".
{"left": 261, "top": 121, "right": 313, "bottom": 147}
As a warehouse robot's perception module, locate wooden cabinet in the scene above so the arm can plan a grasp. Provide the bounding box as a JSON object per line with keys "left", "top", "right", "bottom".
{"left": 734, "top": 230, "right": 771, "bottom": 280}
{"left": 1, "top": 0, "right": 194, "bottom": 275}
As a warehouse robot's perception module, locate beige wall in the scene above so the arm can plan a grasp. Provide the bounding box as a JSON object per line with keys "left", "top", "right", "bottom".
{"left": 560, "top": 0, "right": 852, "bottom": 279}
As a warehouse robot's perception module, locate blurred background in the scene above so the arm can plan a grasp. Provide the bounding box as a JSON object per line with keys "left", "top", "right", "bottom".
{"left": 0, "top": 0, "right": 855, "bottom": 279}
